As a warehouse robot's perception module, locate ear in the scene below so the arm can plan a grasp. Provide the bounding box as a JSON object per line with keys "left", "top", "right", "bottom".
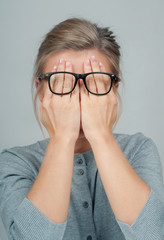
{"left": 35, "top": 78, "right": 44, "bottom": 102}
{"left": 112, "top": 82, "right": 119, "bottom": 94}
{"left": 115, "top": 82, "right": 119, "bottom": 89}
{"left": 35, "top": 78, "right": 40, "bottom": 89}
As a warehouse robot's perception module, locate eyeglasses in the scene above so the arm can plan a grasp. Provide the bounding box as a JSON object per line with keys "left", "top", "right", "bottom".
{"left": 38, "top": 71, "right": 120, "bottom": 95}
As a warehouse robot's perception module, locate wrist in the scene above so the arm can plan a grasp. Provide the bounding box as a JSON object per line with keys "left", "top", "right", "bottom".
{"left": 49, "top": 136, "right": 76, "bottom": 147}
{"left": 88, "top": 132, "right": 114, "bottom": 147}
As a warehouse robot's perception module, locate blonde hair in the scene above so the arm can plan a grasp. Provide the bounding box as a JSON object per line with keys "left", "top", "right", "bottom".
{"left": 31, "top": 17, "right": 123, "bottom": 138}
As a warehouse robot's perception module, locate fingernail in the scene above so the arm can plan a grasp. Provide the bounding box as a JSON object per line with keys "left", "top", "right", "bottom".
{"left": 53, "top": 65, "right": 57, "bottom": 70}
{"left": 59, "top": 59, "right": 63, "bottom": 64}
{"left": 66, "top": 61, "right": 70, "bottom": 68}
{"left": 91, "top": 56, "right": 96, "bottom": 62}
{"left": 99, "top": 62, "right": 103, "bottom": 67}
{"left": 86, "top": 59, "right": 90, "bottom": 66}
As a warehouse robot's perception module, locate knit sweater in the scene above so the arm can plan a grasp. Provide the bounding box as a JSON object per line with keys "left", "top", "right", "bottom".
{"left": 0, "top": 132, "right": 164, "bottom": 240}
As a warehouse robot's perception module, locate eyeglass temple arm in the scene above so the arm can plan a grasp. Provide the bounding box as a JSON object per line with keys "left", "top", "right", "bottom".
{"left": 114, "top": 76, "right": 121, "bottom": 82}
{"left": 38, "top": 73, "right": 50, "bottom": 81}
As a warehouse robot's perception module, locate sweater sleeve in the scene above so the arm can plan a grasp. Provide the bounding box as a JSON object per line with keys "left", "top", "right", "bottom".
{"left": 115, "top": 137, "right": 164, "bottom": 240}
{"left": 0, "top": 149, "right": 67, "bottom": 240}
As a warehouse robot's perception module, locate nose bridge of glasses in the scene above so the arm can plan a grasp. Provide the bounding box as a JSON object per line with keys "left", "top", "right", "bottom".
{"left": 75, "top": 74, "right": 86, "bottom": 86}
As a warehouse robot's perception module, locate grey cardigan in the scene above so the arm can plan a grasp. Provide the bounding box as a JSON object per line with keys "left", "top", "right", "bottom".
{"left": 0, "top": 132, "right": 164, "bottom": 240}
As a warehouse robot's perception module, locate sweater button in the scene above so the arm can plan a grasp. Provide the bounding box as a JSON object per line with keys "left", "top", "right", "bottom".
{"left": 83, "top": 201, "right": 89, "bottom": 208}
{"left": 77, "top": 158, "right": 83, "bottom": 164}
{"left": 87, "top": 236, "right": 92, "bottom": 240}
{"left": 78, "top": 169, "right": 84, "bottom": 175}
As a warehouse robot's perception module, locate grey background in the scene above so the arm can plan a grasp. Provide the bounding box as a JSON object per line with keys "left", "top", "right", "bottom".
{"left": 0, "top": 0, "right": 164, "bottom": 239}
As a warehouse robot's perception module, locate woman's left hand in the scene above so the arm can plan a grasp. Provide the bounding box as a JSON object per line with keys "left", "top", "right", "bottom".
{"left": 80, "top": 56, "right": 118, "bottom": 143}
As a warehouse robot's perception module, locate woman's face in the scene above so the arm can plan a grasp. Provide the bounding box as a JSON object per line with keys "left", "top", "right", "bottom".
{"left": 36, "top": 49, "right": 118, "bottom": 137}
{"left": 39, "top": 48, "right": 116, "bottom": 97}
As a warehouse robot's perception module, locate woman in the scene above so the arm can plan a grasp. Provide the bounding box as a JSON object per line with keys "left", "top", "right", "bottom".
{"left": 0, "top": 18, "right": 164, "bottom": 240}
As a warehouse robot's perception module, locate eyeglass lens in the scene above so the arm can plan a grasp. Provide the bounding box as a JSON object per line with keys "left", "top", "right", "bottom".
{"left": 49, "top": 72, "right": 112, "bottom": 94}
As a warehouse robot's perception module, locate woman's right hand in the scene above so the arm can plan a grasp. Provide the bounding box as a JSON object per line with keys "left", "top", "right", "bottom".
{"left": 40, "top": 59, "right": 81, "bottom": 143}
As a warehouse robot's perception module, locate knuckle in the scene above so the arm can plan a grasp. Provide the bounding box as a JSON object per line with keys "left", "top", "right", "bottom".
{"left": 42, "top": 99, "right": 49, "bottom": 109}
{"left": 49, "top": 99, "right": 55, "bottom": 109}
{"left": 105, "top": 96, "right": 110, "bottom": 104}
{"left": 107, "top": 93, "right": 117, "bottom": 105}
{"left": 112, "top": 95, "right": 118, "bottom": 105}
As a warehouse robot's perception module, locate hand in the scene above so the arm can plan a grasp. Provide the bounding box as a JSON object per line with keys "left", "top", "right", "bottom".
{"left": 79, "top": 56, "right": 118, "bottom": 143}
{"left": 40, "top": 59, "right": 81, "bottom": 143}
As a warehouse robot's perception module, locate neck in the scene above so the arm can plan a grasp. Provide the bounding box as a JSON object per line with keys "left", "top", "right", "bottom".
{"left": 74, "top": 132, "right": 92, "bottom": 154}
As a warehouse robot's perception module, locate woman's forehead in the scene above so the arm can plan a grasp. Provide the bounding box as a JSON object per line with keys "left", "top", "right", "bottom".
{"left": 44, "top": 49, "right": 112, "bottom": 73}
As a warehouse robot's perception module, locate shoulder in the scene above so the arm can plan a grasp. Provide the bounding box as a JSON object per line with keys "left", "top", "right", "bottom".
{"left": 113, "top": 132, "right": 160, "bottom": 163}
{"left": 0, "top": 138, "right": 50, "bottom": 176}
{"left": 113, "top": 131, "right": 148, "bottom": 144}
{"left": 113, "top": 131, "right": 150, "bottom": 151}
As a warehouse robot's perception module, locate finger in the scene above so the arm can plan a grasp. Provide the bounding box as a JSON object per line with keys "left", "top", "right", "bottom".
{"left": 99, "top": 62, "right": 112, "bottom": 93}
{"left": 50, "top": 65, "right": 57, "bottom": 93}
{"left": 90, "top": 56, "right": 106, "bottom": 94}
{"left": 52, "top": 59, "right": 65, "bottom": 96}
{"left": 70, "top": 64, "right": 80, "bottom": 101}
{"left": 63, "top": 61, "right": 75, "bottom": 101}
{"left": 83, "top": 59, "right": 96, "bottom": 95}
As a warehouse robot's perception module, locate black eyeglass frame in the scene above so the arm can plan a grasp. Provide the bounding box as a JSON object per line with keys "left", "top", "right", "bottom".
{"left": 38, "top": 71, "right": 120, "bottom": 95}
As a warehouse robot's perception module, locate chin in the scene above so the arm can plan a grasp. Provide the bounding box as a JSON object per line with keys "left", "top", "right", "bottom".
{"left": 79, "top": 128, "right": 84, "bottom": 137}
